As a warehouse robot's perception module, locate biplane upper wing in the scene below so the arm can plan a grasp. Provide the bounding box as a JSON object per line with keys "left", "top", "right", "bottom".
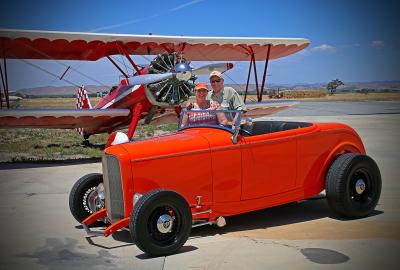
{"left": 0, "top": 108, "right": 130, "bottom": 130}
{"left": 0, "top": 29, "right": 309, "bottom": 61}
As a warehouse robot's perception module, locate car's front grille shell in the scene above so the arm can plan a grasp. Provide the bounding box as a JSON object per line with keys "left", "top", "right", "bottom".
{"left": 102, "top": 154, "right": 124, "bottom": 222}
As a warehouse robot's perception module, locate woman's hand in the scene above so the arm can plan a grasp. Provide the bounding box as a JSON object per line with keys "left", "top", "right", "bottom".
{"left": 186, "top": 101, "right": 193, "bottom": 110}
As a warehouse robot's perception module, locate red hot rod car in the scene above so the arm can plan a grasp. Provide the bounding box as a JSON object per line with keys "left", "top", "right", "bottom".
{"left": 69, "top": 109, "right": 381, "bottom": 256}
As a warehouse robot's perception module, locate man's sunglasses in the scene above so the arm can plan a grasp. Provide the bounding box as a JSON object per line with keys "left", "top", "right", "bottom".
{"left": 210, "top": 79, "right": 221, "bottom": 83}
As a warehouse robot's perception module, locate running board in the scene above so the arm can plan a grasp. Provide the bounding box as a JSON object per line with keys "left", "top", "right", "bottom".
{"left": 192, "top": 216, "right": 226, "bottom": 228}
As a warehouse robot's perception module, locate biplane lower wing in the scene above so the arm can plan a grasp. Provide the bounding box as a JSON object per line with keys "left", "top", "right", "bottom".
{"left": 0, "top": 109, "right": 131, "bottom": 129}
{"left": 243, "top": 100, "right": 298, "bottom": 118}
{"left": 0, "top": 101, "right": 297, "bottom": 132}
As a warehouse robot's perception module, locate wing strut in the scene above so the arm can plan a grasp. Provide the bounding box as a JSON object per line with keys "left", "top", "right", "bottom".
{"left": 127, "top": 103, "right": 143, "bottom": 139}
{"left": 0, "top": 57, "right": 10, "bottom": 108}
{"left": 244, "top": 44, "right": 271, "bottom": 103}
{"left": 118, "top": 44, "right": 141, "bottom": 74}
{"left": 260, "top": 44, "right": 272, "bottom": 101}
{"left": 107, "top": 55, "right": 129, "bottom": 79}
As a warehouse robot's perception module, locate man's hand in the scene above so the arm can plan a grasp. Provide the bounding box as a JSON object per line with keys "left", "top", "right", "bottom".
{"left": 209, "top": 101, "right": 221, "bottom": 110}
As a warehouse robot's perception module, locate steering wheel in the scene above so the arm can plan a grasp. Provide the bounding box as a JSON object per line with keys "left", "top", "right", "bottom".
{"left": 239, "top": 128, "right": 252, "bottom": 136}
{"left": 220, "top": 124, "right": 233, "bottom": 129}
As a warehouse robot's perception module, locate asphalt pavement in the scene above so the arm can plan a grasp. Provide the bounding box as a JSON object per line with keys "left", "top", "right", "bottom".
{"left": 0, "top": 100, "right": 399, "bottom": 270}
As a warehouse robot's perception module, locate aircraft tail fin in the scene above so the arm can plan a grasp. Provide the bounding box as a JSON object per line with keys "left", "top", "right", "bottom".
{"left": 75, "top": 85, "right": 92, "bottom": 137}
{"left": 76, "top": 85, "right": 92, "bottom": 109}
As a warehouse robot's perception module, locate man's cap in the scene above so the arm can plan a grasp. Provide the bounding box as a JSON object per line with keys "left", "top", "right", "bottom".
{"left": 195, "top": 82, "right": 208, "bottom": 91}
{"left": 209, "top": 70, "right": 223, "bottom": 79}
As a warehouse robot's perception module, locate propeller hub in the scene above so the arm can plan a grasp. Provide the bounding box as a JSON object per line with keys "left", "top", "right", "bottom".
{"left": 175, "top": 62, "right": 191, "bottom": 73}
{"left": 176, "top": 70, "right": 192, "bottom": 81}
{"left": 175, "top": 62, "right": 192, "bottom": 81}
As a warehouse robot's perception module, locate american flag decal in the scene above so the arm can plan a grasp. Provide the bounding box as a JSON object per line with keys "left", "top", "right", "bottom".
{"left": 75, "top": 85, "right": 92, "bottom": 136}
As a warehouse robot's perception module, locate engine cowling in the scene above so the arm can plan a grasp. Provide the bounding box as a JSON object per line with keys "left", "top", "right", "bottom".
{"left": 145, "top": 52, "right": 195, "bottom": 107}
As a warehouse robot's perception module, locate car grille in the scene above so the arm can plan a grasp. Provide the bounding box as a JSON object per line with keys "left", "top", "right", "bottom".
{"left": 102, "top": 154, "right": 124, "bottom": 222}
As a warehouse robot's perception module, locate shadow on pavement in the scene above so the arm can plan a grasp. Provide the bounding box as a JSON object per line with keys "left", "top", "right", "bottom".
{"left": 85, "top": 235, "right": 134, "bottom": 250}
{"left": 135, "top": 246, "right": 198, "bottom": 259}
{"left": 191, "top": 198, "right": 383, "bottom": 238}
{"left": 0, "top": 158, "right": 100, "bottom": 170}
{"left": 76, "top": 197, "right": 383, "bottom": 252}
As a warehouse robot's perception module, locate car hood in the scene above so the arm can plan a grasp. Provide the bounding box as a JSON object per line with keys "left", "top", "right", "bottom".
{"left": 119, "top": 130, "right": 211, "bottom": 162}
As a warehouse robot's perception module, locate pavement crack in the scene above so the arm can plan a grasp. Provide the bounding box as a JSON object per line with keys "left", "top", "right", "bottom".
{"left": 243, "top": 236, "right": 263, "bottom": 245}
{"left": 271, "top": 240, "right": 301, "bottom": 250}
{"left": 161, "top": 256, "right": 166, "bottom": 270}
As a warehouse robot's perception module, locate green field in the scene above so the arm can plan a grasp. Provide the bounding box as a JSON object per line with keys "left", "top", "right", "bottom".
{"left": 0, "top": 98, "right": 181, "bottom": 162}
{"left": 0, "top": 124, "right": 177, "bottom": 163}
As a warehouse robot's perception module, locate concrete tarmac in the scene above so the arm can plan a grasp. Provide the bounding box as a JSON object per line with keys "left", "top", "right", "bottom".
{"left": 0, "top": 101, "right": 399, "bottom": 270}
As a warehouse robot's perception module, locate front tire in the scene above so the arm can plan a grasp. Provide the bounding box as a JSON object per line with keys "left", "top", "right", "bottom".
{"left": 69, "top": 173, "right": 105, "bottom": 225}
{"left": 326, "top": 153, "right": 381, "bottom": 218}
{"left": 129, "top": 189, "right": 192, "bottom": 257}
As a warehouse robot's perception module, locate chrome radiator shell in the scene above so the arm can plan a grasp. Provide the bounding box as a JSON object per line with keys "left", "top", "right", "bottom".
{"left": 102, "top": 154, "right": 125, "bottom": 222}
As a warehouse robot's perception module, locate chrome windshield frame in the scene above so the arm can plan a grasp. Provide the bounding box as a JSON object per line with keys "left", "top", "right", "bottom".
{"left": 178, "top": 109, "right": 243, "bottom": 134}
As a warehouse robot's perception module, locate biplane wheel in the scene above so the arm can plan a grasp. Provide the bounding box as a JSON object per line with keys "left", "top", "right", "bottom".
{"left": 69, "top": 173, "right": 105, "bottom": 226}
{"left": 326, "top": 153, "right": 381, "bottom": 218}
{"left": 129, "top": 189, "right": 192, "bottom": 257}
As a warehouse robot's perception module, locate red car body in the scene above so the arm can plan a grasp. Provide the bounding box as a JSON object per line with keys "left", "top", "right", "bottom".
{"left": 73, "top": 110, "right": 379, "bottom": 256}
{"left": 103, "top": 120, "right": 364, "bottom": 221}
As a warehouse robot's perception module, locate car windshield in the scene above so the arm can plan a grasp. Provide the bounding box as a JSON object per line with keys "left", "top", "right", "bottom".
{"left": 178, "top": 109, "right": 242, "bottom": 134}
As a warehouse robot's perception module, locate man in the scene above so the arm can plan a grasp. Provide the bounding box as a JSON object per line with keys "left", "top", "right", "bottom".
{"left": 207, "top": 71, "right": 246, "bottom": 111}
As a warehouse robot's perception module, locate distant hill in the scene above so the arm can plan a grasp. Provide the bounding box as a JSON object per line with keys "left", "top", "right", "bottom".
{"left": 14, "top": 81, "right": 400, "bottom": 97}
{"left": 230, "top": 81, "right": 400, "bottom": 94}
{"left": 337, "top": 81, "right": 400, "bottom": 92}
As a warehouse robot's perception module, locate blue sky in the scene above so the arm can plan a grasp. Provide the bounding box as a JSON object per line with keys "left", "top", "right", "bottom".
{"left": 0, "top": 0, "right": 399, "bottom": 90}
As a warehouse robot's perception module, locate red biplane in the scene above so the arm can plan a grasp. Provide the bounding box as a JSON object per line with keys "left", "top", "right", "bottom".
{"left": 0, "top": 29, "right": 309, "bottom": 140}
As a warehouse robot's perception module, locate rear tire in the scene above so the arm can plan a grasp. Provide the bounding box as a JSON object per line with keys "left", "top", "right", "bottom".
{"left": 326, "top": 153, "right": 381, "bottom": 218}
{"left": 129, "top": 189, "right": 192, "bottom": 257}
{"left": 69, "top": 173, "right": 105, "bottom": 226}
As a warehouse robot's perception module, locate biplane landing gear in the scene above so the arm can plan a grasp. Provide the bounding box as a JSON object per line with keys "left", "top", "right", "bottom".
{"left": 82, "top": 134, "right": 90, "bottom": 146}
{"left": 82, "top": 140, "right": 90, "bottom": 146}
{"left": 69, "top": 173, "right": 105, "bottom": 226}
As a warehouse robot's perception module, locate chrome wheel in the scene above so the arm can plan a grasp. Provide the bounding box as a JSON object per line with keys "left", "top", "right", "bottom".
{"left": 83, "top": 183, "right": 105, "bottom": 213}
{"left": 355, "top": 179, "right": 366, "bottom": 195}
{"left": 157, "top": 214, "right": 174, "bottom": 234}
{"left": 69, "top": 173, "right": 105, "bottom": 224}
{"left": 350, "top": 169, "right": 372, "bottom": 205}
{"left": 148, "top": 205, "right": 181, "bottom": 246}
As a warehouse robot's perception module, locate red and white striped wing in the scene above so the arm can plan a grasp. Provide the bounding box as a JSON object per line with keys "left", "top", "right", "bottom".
{"left": 0, "top": 109, "right": 130, "bottom": 129}
{"left": 0, "top": 29, "right": 310, "bottom": 61}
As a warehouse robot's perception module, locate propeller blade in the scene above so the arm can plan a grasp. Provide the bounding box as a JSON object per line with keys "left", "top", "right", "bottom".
{"left": 192, "top": 63, "right": 234, "bottom": 75}
{"left": 129, "top": 73, "right": 174, "bottom": 85}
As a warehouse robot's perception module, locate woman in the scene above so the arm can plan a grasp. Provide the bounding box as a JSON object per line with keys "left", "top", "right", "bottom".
{"left": 186, "top": 82, "right": 219, "bottom": 110}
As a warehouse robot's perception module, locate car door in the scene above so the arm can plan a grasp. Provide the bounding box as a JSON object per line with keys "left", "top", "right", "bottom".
{"left": 240, "top": 128, "right": 298, "bottom": 200}
{"left": 204, "top": 129, "right": 243, "bottom": 203}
